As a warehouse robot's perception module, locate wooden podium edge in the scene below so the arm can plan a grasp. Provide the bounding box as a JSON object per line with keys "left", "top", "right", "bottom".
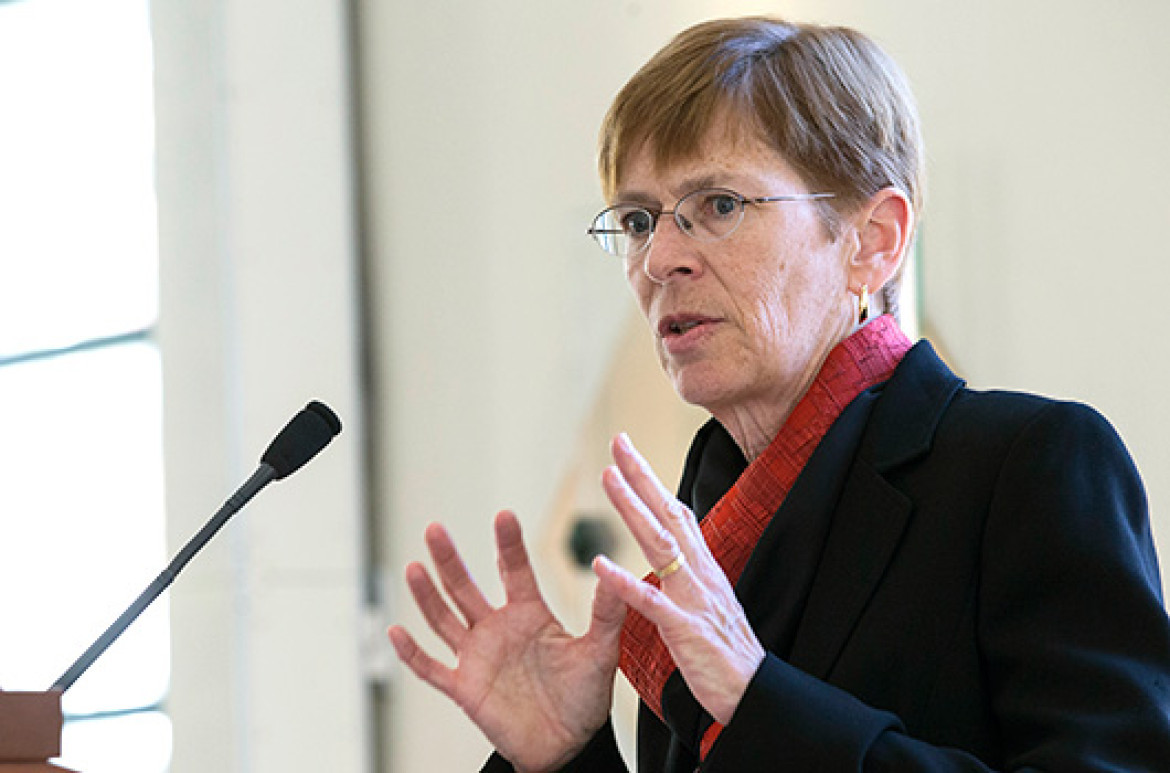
{"left": 0, "top": 691, "right": 75, "bottom": 771}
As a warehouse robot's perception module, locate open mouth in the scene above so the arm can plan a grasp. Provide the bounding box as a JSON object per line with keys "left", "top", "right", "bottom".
{"left": 669, "top": 320, "right": 703, "bottom": 335}
{"left": 659, "top": 315, "right": 714, "bottom": 338}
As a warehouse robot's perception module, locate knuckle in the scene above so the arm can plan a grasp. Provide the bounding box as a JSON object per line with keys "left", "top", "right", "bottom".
{"left": 663, "top": 498, "right": 694, "bottom": 526}
{"left": 651, "top": 529, "right": 678, "bottom": 556}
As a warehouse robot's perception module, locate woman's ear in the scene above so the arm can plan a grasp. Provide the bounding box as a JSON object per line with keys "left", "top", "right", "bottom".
{"left": 848, "top": 187, "right": 914, "bottom": 294}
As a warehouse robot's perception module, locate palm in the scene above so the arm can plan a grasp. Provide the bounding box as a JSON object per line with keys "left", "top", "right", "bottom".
{"left": 390, "top": 512, "right": 625, "bottom": 772}
{"left": 453, "top": 600, "right": 617, "bottom": 766}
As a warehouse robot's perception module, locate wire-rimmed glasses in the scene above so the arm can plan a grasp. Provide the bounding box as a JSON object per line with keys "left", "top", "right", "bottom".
{"left": 587, "top": 187, "right": 835, "bottom": 259}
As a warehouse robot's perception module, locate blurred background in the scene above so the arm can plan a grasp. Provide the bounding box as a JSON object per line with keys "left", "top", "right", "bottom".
{"left": 1, "top": 0, "right": 1166, "bottom": 770}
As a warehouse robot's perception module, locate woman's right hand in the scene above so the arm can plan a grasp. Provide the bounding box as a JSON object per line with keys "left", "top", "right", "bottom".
{"left": 388, "top": 510, "right": 627, "bottom": 773}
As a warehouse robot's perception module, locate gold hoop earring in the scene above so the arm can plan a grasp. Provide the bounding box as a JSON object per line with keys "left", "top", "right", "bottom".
{"left": 857, "top": 284, "right": 870, "bottom": 324}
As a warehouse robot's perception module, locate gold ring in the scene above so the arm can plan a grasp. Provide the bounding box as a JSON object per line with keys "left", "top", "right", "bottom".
{"left": 653, "top": 553, "right": 686, "bottom": 580}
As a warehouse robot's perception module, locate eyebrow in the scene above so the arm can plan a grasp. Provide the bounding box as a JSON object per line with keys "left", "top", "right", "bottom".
{"left": 612, "top": 172, "right": 752, "bottom": 207}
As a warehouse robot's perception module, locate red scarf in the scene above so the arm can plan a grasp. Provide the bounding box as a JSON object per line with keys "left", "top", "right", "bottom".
{"left": 617, "top": 315, "right": 912, "bottom": 758}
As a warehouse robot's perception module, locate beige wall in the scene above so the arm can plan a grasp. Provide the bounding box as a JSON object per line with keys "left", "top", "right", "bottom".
{"left": 154, "top": 1, "right": 1170, "bottom": 770}
{"left": 154, "top": 1, "right": 369, "bottom": 771}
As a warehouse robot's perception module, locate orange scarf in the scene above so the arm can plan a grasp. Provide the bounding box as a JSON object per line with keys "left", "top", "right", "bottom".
{"left": 617, "top": 315, "right": 912, "bottom": 758}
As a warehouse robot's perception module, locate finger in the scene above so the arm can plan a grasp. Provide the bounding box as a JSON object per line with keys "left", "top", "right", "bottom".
{"left": 425, "top": 522, "right": 493, "bottom": 625}
{"left": 493, "top": 510, "right": 544, "bottom": 604}
{"left": 611, "top": 433, "right": 674, "bottom": 504}
{"left": 584, "top": 571, "right": 628, "bottom": 650}
{"left": 593, "top": 554, "right": 687, "bottom": 632}
{"left": 611, "top": 433, "right": 704, "bottom": 546}
{"left": 388, "top": 624, "right": 456, "bottom": 697}
{"left": 602, "top": 463, "right": 683, "bottom": 576}
{"left": 405, "top": 561, "right": 469, "bottom": 652}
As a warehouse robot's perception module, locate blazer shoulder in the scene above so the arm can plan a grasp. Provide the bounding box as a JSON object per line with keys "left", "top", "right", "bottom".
{"left": 871, "top": 340, "right": 1128, "bottom": 471}
{"left": 945, "top": 385, "right": 1128, "bottom": 455}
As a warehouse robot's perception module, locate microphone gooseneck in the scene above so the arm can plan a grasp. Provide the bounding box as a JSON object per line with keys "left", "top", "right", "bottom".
{"left": 50, "top": 401, "right": 342, "bottom": 693}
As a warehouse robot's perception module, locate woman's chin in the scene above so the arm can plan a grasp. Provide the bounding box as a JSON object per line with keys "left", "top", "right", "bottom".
{"left": 670, "top": 369, "right": 737, "bottom": 412}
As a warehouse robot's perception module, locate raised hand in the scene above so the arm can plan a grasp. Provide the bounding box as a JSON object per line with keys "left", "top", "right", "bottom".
{"left": 389, "top": 510, "right": 627, "bottom": 772}
{"left": 593, "top": 433, "right": 765, "bottom": 725}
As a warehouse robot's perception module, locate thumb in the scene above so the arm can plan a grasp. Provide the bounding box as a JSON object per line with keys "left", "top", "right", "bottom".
{"left": 585, "top": 563, "right": 628, "bottom": 649}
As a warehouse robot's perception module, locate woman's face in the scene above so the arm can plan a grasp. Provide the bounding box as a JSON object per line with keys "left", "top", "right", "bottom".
{"left": 618, "top": 128, "right": 858, "bottom": 418}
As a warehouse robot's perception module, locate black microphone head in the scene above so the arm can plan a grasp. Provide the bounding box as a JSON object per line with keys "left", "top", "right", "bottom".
{"left": 261, "top": 401, "right": 342, "bottom": 480}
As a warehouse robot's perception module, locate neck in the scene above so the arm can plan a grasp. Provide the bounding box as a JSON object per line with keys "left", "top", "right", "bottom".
{"left": 712, "top": 316, "right": 883, "bottom": 461}
{"left": 713, "top": 392, "right": 801, "bottom": 462}
{"left": 711, "top": 346, "right": 831, "bottom": 461}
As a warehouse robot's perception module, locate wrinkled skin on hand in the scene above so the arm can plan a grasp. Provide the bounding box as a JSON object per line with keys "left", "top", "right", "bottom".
{"left": 390, "top": 435, "right": 764, "bottom": 767}
{"left": 593, "top": 433, "right": 764, "bottom": 725}
{"left": 388, "top": 511, "right": 627, "bottom": 773}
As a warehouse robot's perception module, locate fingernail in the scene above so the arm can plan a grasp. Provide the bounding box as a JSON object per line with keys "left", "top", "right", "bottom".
{"left": 593, "top": 553, "right": 615, "bottom": 573}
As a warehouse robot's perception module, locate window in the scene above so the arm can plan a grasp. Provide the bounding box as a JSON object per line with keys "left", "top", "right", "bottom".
{"left": 0, "top": 1, "right": 171, "bottom": 771}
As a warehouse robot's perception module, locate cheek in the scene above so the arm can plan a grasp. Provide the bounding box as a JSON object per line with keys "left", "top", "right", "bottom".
{"left": 734, "top": 261, "right": 794, "bottom": 346}
{"left": 738, "top": 260, "right": 840, "bottom": 355}
{"left": 748, "top": 288, "right": 789, "bottom": 349}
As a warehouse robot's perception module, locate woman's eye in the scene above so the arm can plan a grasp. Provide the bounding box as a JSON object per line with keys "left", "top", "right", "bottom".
{"left": 621, "top": 210, "right": 653, "bottom": 235}
{"left": 708, "top": 194, "right": 739, "bottom": 218}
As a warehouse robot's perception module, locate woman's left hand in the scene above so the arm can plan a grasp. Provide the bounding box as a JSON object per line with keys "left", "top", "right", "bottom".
{"left": 592, "top": 433, "right": 765, "bottom": 725}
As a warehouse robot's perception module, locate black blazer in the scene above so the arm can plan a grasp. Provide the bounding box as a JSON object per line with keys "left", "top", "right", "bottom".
{"left": 487, "top": 341, "right": 1170, "bottom": 771}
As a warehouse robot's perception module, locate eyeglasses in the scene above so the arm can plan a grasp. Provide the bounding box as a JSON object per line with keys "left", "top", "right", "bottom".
{"left": 587, "top": 187, "right": 835, "bottom": 259}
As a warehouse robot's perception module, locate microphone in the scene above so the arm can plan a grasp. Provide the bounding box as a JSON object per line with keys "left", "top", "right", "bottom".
{"left": 50, "top": 400, "right": 342, "bottom": 693}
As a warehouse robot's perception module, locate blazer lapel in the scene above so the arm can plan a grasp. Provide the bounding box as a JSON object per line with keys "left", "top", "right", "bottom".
{"left": 786, "top": 462, "right": 911, "bottom": 679}
{"left": 785, "top": 341, "right": 964, "bottom": 680}
{"left": 736, "top": 387, "right": 881, "bottom": 657}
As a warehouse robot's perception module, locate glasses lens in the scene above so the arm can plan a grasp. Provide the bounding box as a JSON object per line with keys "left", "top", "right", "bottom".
{"left": 590, "top": 206, "right": 654, "bottom": 257}
{"left": 677, "top": 189, "right": 744, "bottom": 242}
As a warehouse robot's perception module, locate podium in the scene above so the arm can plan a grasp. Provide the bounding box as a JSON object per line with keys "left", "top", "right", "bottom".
{"left": 0, "top": 691, "right": 77, "bottom": 772}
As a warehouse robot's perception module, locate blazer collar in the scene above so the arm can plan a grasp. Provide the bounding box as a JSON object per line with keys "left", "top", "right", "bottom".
{"left": 865, "top": 340, "right": 965, "bottom": 472}
{"left": 745, "top": 340, "right": 964, "bottom": 679}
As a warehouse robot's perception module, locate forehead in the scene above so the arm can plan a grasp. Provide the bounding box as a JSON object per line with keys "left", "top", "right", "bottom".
{"left": 614, "top": 122, "right": 804, "bottom": 203}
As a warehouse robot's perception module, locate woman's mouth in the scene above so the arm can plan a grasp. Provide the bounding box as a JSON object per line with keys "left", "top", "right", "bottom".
{"left": 668, "top": 319, "right": 703, "bottom": 335}
{"left": 660, "top": 314, "right": 715, "bottom": 337}
{"left": 658, "top": 315, "right": 719, "bottom": 353}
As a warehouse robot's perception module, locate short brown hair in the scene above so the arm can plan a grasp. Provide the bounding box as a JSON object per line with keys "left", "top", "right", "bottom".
{"left": 598, "top": 17, "right": 924, "bottom": 316}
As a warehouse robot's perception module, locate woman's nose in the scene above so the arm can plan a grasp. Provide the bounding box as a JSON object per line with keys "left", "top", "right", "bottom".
{"left": 641, "top": 215, "right": 703, "bottom": 284}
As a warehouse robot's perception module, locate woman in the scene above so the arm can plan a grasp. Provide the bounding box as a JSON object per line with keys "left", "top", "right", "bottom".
{"left": 389, "top": 17, "right": 1170, "bottom": 772}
